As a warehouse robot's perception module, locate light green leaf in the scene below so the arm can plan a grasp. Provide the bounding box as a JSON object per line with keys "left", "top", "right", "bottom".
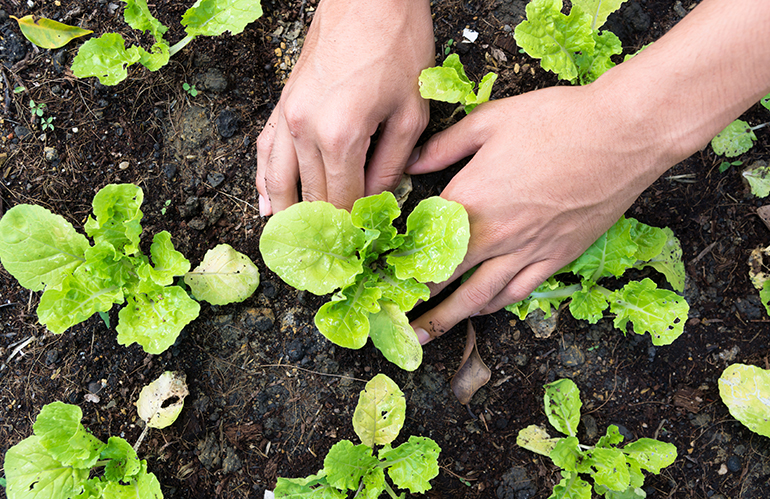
{"left": 5, "top": 436, "right": 90, "bottom": 499}
{"left": 513, "top": 0, "right": 594, "bottom": 83}
{"left": 386, "top": 197, "right": 470, "bottom": 283}
{"left": 572, "top": 0, "right": 627, "bottom": 29}
{"left": 136, "top": 371, "right": 189, "bottom": 429}
{"left": 550, "top": 436, "right": 581, "bottom": 472}
{"left": 372, "top": 265, "right": 430, "bottom": 312}
{"left": 568, "top": 283, "right": 609, "bottom": 323}
{"left": 718, "top": 364, "right": 770, "bottom": 437}
{"left": 137, "top": 41, "right": 171, "bottom": 71}
{"left": 274, "top": 473, "right": 346, "bottom": 499}
{"left": 638, "top": 227, "right": 685, "bottom": 292}
{"left": 323, "top": 440, "right": 378, "bottom": 491}
{"left": 610, "top": 278, "right": 688, "bottom": 346}
{"left": 0, "top": 204, "right": 89, "bottom": 291}
{"left": 742, "top": 163, "right": 770, "bottom": 198}
{"left": 352, "top": 374, "right": 406, "bottom": 448}
{"left": 123, "top": 0, "right": 168, "bottom": 41}
{"left": 116, "top": 285, "right": 200, "bottom": 354}
{"left": 11, "top": 15, "right": 93, "bottom": 49}
{"left": 761, "top": 92, "right": 770, "bottom": 111}
{"left": 33, "top": 402, "right": 106, "bottom": 468}
{"left": 100, "top": 461, "right": 163, "bottom": 499}
{"left": 575, "top": 29, "right": 621, "bottom": 84}
{"left": 102, "top": 437, "right": 141, "bottom": 482}
{"left": 551, "top": 471, "right": 592, "bottom": 499}
{"left": 418, "top": 54, "right": 474, "bottom": 104}
{"left": 761, "top": 281, "right": 770, "bottom": 316}
{"left": 711, "top": 119, "right": 757, "bottom": 157}
{"left": 138, "top": 231, "right": 190, "bottom": 287}
{"left": 315, "top": 274, "right": 382, "bottom": 349}
{"left": 516, "top": 425, "right": 561, "bottom": 457}
{"left": 184, "top": 243, "right": 259, "bottom": 305}
{"left": 622, "top": 438, "right": 677, "bottom": 473}
{"left": 360, "top": 467, "right": 386, "bottom": 499}
{"left": 81, "top": 241, "right": 134, "bottom": 288}
{"left": 544, "top": 379, "right": 582, "bottom": 437}
{"left": 73, "top": 477, "right": 105, "bottom": 499}
{"left": 379, "top": 436, "right": 440, "bottom": 494}
{"left": 627, "top": 218, "right": 667, "bottom": 262}
{"left": 566, "top": 216, "right": 638, "bottom": 281}
{"left": 505, "top": 277, "right": 569, "bottom": 319}
{"left": 351, "top": 191, "right": 400, "bottom": 254}
{"left": 85, "top": 184, "right": 144, "bottom": 255}
{"left": 464, "top": 72, "right": 498, "bottom": 112}
{"left": 595, "top": 424, "right": 624, "bottom": 448}
{"left": 260, "top": 201, "right": 365, "bottom": 295}
{"left": 71, "top": 33, "right": 143, "bottom": 86}
{"left": 368, "top": 301, "right": 423, "bottom": 371}
{"left": 37, "top": 273, "right": 123, "bottom": 334}
{"left": 604, "top": 486, "right": 647, "bottom": 499}
{"left": 578, "top": 447, "right": 629, "bottom": 491}
{"left": 182, "top": 0, "right": 263, "bottom": 37}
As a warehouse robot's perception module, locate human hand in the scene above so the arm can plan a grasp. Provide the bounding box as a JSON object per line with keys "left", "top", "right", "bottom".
{"left": 405, "top": 83, "right": 677, "bottom": 344}
{"left": 256, "top": 0, "right": 434, "bottom": 216}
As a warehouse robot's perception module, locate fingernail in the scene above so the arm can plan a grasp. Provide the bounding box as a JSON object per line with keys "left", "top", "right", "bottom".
{"left": 406, "top": 147, "right": 421, "bottom": 167}
{"left": 414, "top": 327, "right": 431, "bottom": 345}
{"left": 258, "top": 194, "right": 268, "bottom": 217}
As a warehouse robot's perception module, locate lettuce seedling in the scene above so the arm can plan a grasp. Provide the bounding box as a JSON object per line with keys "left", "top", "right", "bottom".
{"left": 506, "top": 216, "right": 689, "bottom": 346}
{"left": 0, "top": 183, "right": 259, "bottom": 354}
{"left": 4, "top": 402, "right": 164, "bottom": 499}
{"left": 518, "top": 378, "right": 677, "bottom": 499}
{"left": 71, "top": 0, "right": 263, "bottom": 85}
{"left": 710, "top": 93, "right": 770, "bottom": 175}
{"left": 719, "top": 364, "right": 770, "bottom": 438}
{"left": 513, "top": 0, "right": 625, "bottom": 85}
{"left": 418, "top": 53, "right": 498, "bottom": 113}
{"left": 274, "top": 374, "right": 441, "bottom": 498}
{"left": 260, "top": 192, "right": 469, "bottom": 371}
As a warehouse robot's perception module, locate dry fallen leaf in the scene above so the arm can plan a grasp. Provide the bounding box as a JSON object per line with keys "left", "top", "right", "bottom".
{"left": 451, "top": 320, "right": 492, "bottom": 405}
{"left": 757, "top": 205, "right": 770, "bottom": 231}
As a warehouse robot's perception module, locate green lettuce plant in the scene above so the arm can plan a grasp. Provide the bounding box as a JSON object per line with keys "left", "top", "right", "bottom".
{"left": 718, "top": 364, "right": 770, "bottom": 438}
{"left": 506, "top": 216, "right": 689, "bottom": 346}
{"left": 513, "top": 0, "right": 626, "bottom": 85}
{"left": 711, "top": 93, "right": 770, "bottom": 163}
{"left": 4, "top": 402, "right": 163, "bottom": 499}
{"left": 260, "top": 191, "right": 469, "bottom": 371}
{"left": 274, "top": 374, "right": 441, "bottom": 498}
{"left": 71, "top": 0, "right": 263, "bottom": 85}
{"left": 418, "top": 53, "right": 498, "bottom": 113}
{"left": 0, "top": 183, "right": 260, "bottom": 354}
{"left": 517, "top": 379, "right": 677, "bottom": 499}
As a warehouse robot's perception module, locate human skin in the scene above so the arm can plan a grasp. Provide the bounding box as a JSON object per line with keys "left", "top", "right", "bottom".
{"left": 255, "top": 0, "right": 433, "bottom": 215}
{"left": 408, "top": 0, "right": 770, "bottom": 343}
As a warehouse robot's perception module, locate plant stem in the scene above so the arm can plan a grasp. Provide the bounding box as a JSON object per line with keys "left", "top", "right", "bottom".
{"left": 169, "top": 35, "right": 196, "bottom": 57}
{"left": 529, "top": 283, "right": 582, "bottom": 299}
{"left": 750, "top": 122, "right": 770, "bottom": 131}
{"left": 383, "top": 482, "right": 400, "bottom": 499}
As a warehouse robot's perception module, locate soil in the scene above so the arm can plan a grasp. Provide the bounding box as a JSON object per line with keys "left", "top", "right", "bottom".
{"left": 1, "top": 1, "right": 769, "bottom": 498}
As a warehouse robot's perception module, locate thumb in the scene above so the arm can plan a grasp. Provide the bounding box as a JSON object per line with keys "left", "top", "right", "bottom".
{"left": 405, "top": 110, "right": 490, "bottom": 175}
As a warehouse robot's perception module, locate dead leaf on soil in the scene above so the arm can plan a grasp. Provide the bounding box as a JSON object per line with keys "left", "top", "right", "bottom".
{"left": 136, "top": 371, "right": 189, "bottom": 429}
{"left": 451, "top": 320, "right": 491, "bottom": 405}
{"left": 747, "top": 245, "right": 770, "bottom": 290}
{"left": 757, "top": 205, "right": 770, "bottom": 231}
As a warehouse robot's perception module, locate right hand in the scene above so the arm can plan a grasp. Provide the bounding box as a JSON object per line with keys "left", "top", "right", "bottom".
{"left": 256, "top": 0, "right": 435, "bottom": 216}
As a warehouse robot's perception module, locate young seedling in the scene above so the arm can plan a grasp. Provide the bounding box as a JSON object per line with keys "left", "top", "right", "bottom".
{"left": 0, "top": 183, "right": 260, "bottom": 355}
{"left": 719, "top": 363, "right": 770, "bottom": 438}
{"left": 260, "top": 191, "right": 470, "bottom": 371}
{"left": 29, "top": 99, "right": 46, "bottom": 118}
{"left": 418, "top": 53, "right": 498, "bottom": 114}
{"left": 517, "top": 378, "right": 677, "bottom": 499}
{"left": 182, "top": 82, "right": 199, "bottom": 97}
{"left": 514, "top": 0, "right": 626, "bottom": 85}
{"left": 710, "top": 93, "right": 770, "bottom": 173}
{"left": 71, "top": 0, "right": 263, "bottom": 85}
{"left": 505, "top": 216, "right": 689, "bottom": 346}
{"left": 274, "top": 374, "right": 441, "bottom": 498}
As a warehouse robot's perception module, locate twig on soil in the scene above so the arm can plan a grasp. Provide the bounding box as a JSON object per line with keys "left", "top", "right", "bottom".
{"left": 1, "top": 68, "right": 10, "bottom": 115}
{"left": 0, "top": 302, "right": 20, "bottom": 309}
{"left": 4, "top": 335, "right": 36, "bottom": 367}
{"left": 690, "top": 241, "right": 719, "bottom": 265}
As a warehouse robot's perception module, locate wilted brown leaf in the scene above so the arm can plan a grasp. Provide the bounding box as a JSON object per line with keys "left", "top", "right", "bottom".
{"left": 451, "top": 320, "right": 491, "bottom": 405}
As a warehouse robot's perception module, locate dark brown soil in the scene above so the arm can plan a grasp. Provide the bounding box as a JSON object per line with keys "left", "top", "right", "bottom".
{"left": 1, "top": 1, "right": 769, "bottom": 498}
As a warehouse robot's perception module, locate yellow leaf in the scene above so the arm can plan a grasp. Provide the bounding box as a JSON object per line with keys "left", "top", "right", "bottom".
{"left": 11, "top": 15, "right": 92, "bottom": 49}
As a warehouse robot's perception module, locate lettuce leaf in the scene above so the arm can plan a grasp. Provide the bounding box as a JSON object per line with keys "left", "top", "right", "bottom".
{"left": 183, "top": 243, "right": 259, "bottom": 305}
{"left": 323, "top": 441, "right": 379, "bottom": 491}
{"left": 711, "top": 119, "right": 757, "bottom": 157}
{"left": 85, "top": 183, "right": 144, "bottom": 255}
{"left": 260, "top": 201, "right": 365, "bottom": 295}
{"left": 182, "top": 0, "right": 264, "bottom": 37}
{"left": 352, "top": 374, "right": 406, "bottom": 448}
{"left": 0, "top": 204, "right": 89, "bottom": 291}
{"left": 138, "top": 231, "right": 190, "bottom": 287}
{"left": 37, "top": 274, "right": 123, "bottom": 334}
{"left": 379, "top": 436, "right": 441, "bottom": 494}
{"left": 610, "top": 278, "right": 688, "bottom": 345}
{"left": 386, "top": 197, "right": 470, "bottom": 282}
{"left": 71, "top": 33, "right": 143, "bottom": 86}
{"left": 718, "top": 364, "right": 770, "bottom": 437}
{"left": 368, "top": 301, "right": 423, "bottom": 371}
{"left": 33, "top": 402, "right": 106, "bottom": 468}
{"left": 565, "top": 216, "right": 638, "bottom": 281}
{"left": 315, "top": 274, "right": 382, "bottom": 349}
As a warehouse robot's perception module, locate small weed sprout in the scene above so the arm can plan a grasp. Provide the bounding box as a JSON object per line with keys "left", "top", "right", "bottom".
{"left": 29, "top": 99, "right": 46, "bottom": 118}
{"left": 161, "top": 199, "right": 172, "bottom": 215}
{"left": 182, "top": 82, "right": 198, "bottom": 97}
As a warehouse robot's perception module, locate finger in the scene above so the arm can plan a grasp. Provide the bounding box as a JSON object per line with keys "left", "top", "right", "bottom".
{"left": 411, "top": 254, "right": 522, "bottom": 344}
{"left": 479, "top": 260, "right": 562, "bottom": 315}
{"left": 295, "top": 139, "right": 328, "bottom": 204}
{"left": 404, "top": 109, "right": 491, "bottom": 175}
{"left": 263, "top": 114, "right": 301, "bottom": 213}
{"left": 364, "top": 103, "right": 429, "bottom": 196}
{"left": 318, "top": 127, "right": 369, "bottom": 211}
{"left": 256, "top": 109, "right": 279, "bottom": 216}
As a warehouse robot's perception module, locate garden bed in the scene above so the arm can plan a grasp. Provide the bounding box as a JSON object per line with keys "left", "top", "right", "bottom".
{"left": 1, "top": 0, "right": 769, "bottom": 498}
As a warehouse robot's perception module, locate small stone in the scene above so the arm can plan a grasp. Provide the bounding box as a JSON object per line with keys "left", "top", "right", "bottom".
{"left": 44, "top": 146, "right": 59, "bottom": 162}
{"left": 88, "top": 381, "right": 103, "bottom": 394}
{"left": 726, "top": 455, "right": 741, "bottom": 473}
{"left": 581, "top": 414, "right": 599, "bottom": 441}
{"left": 118, "top": 160, "right": 129, "bottom": 170}
{"left": 216, "top": 109, "right": 239, "bottom": 138}
{"left": 179, "top": 196, "right": 200, "bottom": 218}
{"left": 14, "top": 125, "right": 31, "bottom": 140}
{"left": 196, "top": 68, "right": 228, "bottom": 93}
{"left": 207, "top": 172, "right": 225, "bottom": 188}
{"left": 673, "top": 1, "right": 688, "bottom": 17}
{"left": 560, "top": 344, "right": 585, "bottom": 367}
{"left": 45, "top": 349, "right": 59, "bottom": 366}
{"left": 188, "top": 218, "right": 207, "bottom": 231}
